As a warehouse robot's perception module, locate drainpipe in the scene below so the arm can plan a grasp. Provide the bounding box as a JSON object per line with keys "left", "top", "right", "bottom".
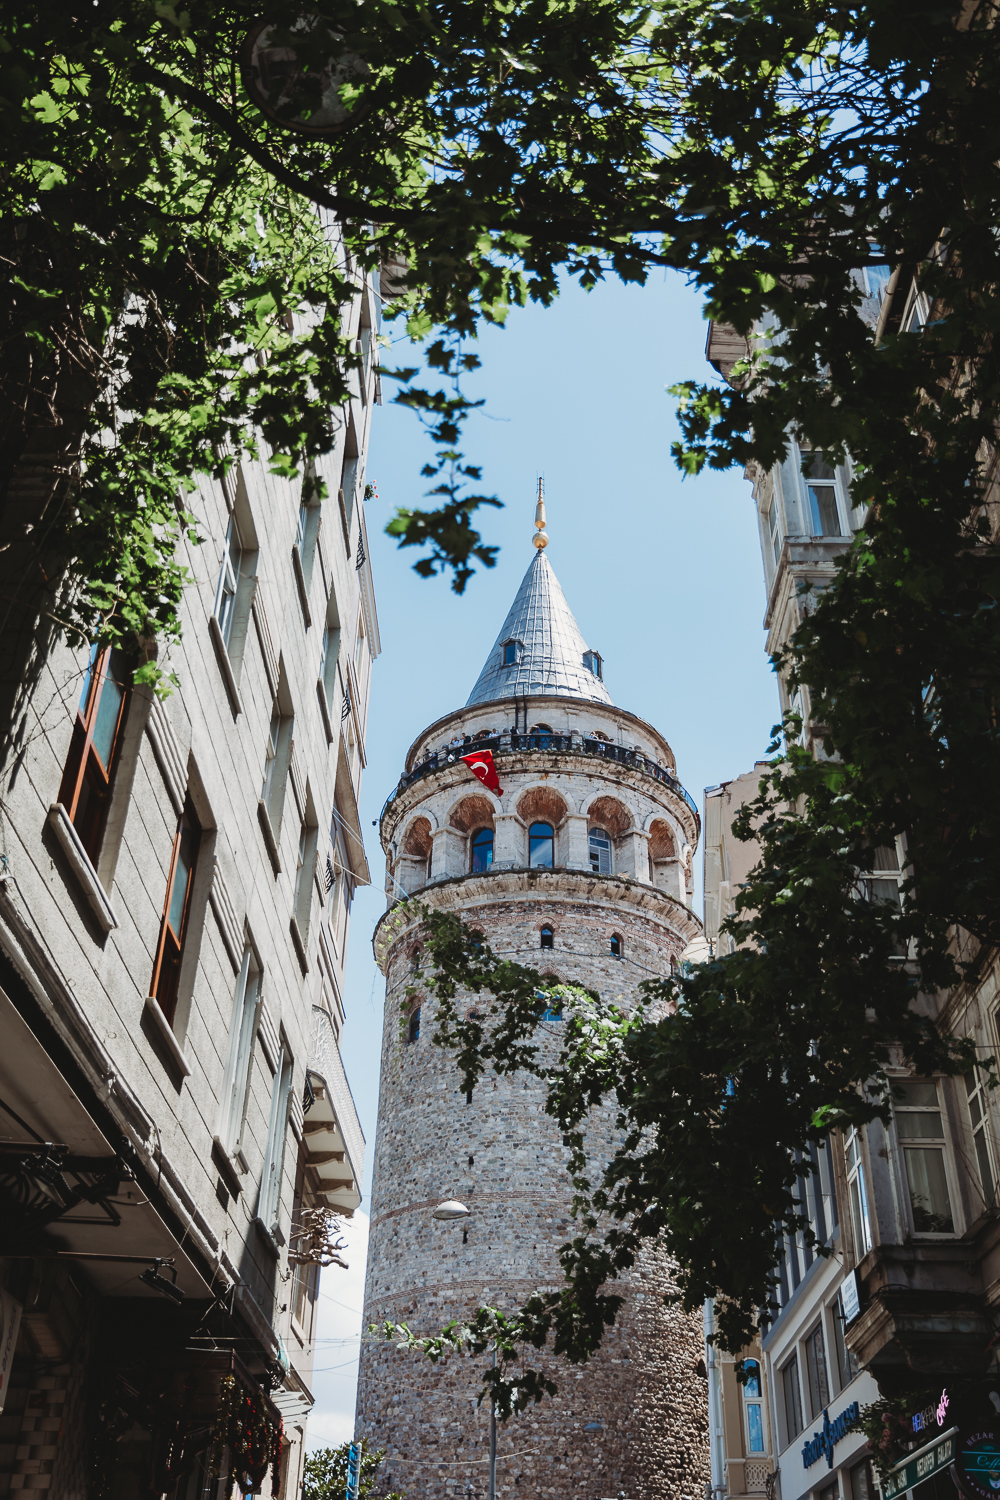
{"left": 703, "top": 1299, "right": 727, "bottom": 1500}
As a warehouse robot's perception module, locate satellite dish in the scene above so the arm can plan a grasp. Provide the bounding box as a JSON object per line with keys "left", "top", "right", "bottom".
{"left": 433, "top": 1199, "right": 471, "bottom": 1221}
{"left": 242, "top": 15, "right": 371, "bottom": 135}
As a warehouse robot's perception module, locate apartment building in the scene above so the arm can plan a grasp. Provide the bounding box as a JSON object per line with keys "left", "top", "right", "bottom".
{"left": 703, "top": 260, "right": 1000, "bottom": 1500}
{"left": 0, "top": 263, "right": 381, "bottom": 1497}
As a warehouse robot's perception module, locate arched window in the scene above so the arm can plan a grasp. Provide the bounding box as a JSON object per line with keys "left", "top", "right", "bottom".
{"left": 669, "top": 955, "right": 679, "bottom": 976}
{"left": 528, "top": 723, "right": 553, "bottom": 734}
{"left": 540, "top": 925, "right": 554, "bottom": 950}
{"left": 742, "top": 1360, "right": 765, "bottom": 1453}
{"left": 407, "top": 1006, "right": 421, "bottom": 1044}
{"left": 610, "top": 933, "right": 623, "bottom": 959}
{"left": 589, "top": 827, "right": 612, "bottom": 875}
{"left": 582, "top": 650, "right": 603, "bottom": 679}
{"left": 470, "top": 827, "right": 494, "bottom": 873}
{"left": 536, "top": 987, "right": 563, "bottom": 1022}
{"left": 528, "top": 822, "right": 554, "bottom": 868}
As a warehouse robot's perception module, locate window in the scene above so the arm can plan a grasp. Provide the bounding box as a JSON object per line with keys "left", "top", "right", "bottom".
{"left": 781, "top": 1354, "right": 804, "bottom": 1441}
{"left": 502, "top": 640, "right": 520, "bottom": 667}
{"left": 845, "top": 1125, "right": 874, "bottom": 1259}
{"left": 965, "top": 1067, "right": 996, "bottom": 1209}
{"left": 151, "top": 800, "right": 201, "bottom": 1025}
{"left": 259, "top": 1045, "right": 293, "bottom": 1232}
{"left": 294, "top": 811, "right": 319, "bottom": 939}
{"left": 295, "top": 502, "right": 308, "bottom": 552}
{"left": 58, "top": 645, "right": 129, "bottom": 863}
{"left": 589, "top": 827, "right": 612, "bottom": 875}
{"left": 407, "top": 1006, "right": 421, "bottom": 1043}
{"left": 540, "top": 925, "right": 554, "bottom": 950}
{"left": 894, "top": 1079, "right": 955, "bottom": 1233}
{"left": 470, "top": 827, "right": 494, "bottom": 873}
{"left": 610, "top": 934, "right": 623, "bottom": 959}
{"left": 536, "top": 987, "right": 563, "bottom": 1022}
{"left": 220, "top": 945, "right": 261, "bottom": 1153}
{"left": 863, "top": 260, "right": 893, "bottom": 303}
{"left": 291, "top": 1259, "right": 319, "bottom": 1335}
{"left": 329, "top": 802, "right": 356, "bottom": 951}
{"left": 355, "top": 614, "right": 366, "bottom": 672}
{"left": 742, "top": 1360, "right": 765, "bottom": 1454}
{"left": 582, "top": 650, "right": 603, "bottom": 679}
{"left": 528, "top": 822, "right": 554, "bottom": 868}
{"left": 214, "top": 514, "right": 244, "bottom": 647}
{"left": 818, "top": 1483, "right": 839, "bottom": 1500}
{"left": 260, "top": 699, "right": 293, "bottom": 827}
{"left": 859, "top": 843, "right": 903, "bottom": 909}
{"left": 832, "top": 1291, "right": 859, "bottom": 1389}
{"left": 767, "top": 500, "right": 782, "bottom": 568}
{"left": 802, "top": 454, "right": 843, "bottom": 538}
{"left": 850, "top": 1459, "right": 875, "bottom": 1500}
{"left": 804, "top": 1322, "right": 830, "bottom": 1420}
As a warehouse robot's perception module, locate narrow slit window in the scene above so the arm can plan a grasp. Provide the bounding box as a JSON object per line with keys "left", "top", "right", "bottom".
{"left": 214, "top": 515, "right": 244, "bottom": 647}
{"left": 540, "top": 925, "right": 554, "bottom": 950}
{"left": 610, "top": 934, "right": 623, "bottom": 959}
{"left": 407, "top": 1007, "right": 421, "bottom": 1044}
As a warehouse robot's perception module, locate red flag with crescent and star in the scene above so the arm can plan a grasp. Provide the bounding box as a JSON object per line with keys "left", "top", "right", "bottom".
{"left": 460, "top": 749, "right": 504, "bottom": 796}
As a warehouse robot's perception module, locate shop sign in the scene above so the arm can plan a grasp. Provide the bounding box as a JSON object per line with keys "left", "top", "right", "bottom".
{"left": 956, "top": 1427, "right": 1000, "bottom": 1498}
{"left": 880, "top": 1426, "right": 958, "bottom": 1500}
{"left": 913, "top": 1389, "right": 950, "bottom": 1435}
{"left": 0, "top": 1287, "right": 22, "bottom": 1417}
{"left": 841, "top": 1270, "right": 860, "bottom": 1324}
{"left": 802, "top": 1401, "right": 861, "bottom": 1469}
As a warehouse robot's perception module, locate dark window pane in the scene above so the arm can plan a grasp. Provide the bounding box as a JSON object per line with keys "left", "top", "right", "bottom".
{"left": 470, "top": 828, "right": 494, "bottom": 873}
{"left": 903, "top": 1147, "right": 954, "bottom": 1232}
{"left": 168, "top": 820, "right": 198, "bottom": 936}
{"left": 809, "top": 484, "right": 841, "bottom": 537}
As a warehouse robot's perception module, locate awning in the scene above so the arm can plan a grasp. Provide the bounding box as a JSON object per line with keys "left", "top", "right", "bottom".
{"left": 270, "top": 1364, "right": 315, "bottom": 1427}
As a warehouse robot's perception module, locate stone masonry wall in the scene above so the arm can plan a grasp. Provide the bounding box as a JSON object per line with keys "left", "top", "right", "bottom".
{"left": 357, "top": 720, "right": 711, "bottom": 1500}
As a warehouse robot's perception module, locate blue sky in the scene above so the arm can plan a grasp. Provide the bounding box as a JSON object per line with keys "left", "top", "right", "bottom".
{"left": 307, "top": 269, "right": 780, "bottom": 1448}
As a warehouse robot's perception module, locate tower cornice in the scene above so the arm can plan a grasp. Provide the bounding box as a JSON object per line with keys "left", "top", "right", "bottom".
{"left": 372, "top": 867, "right": 703, "bottom": 971}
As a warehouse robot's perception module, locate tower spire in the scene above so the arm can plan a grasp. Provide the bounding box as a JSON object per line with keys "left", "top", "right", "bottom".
{"left": 533, "top": 476, "right": 548, "bottom": 551}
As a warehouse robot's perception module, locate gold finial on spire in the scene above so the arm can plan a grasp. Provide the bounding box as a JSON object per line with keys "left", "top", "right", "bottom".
{"left": 532, "top": 476, "right": 548, "bottom": 550}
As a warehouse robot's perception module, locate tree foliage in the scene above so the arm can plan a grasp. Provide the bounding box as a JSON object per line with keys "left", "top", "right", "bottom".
{"left": 11, "top": 0, "right": 1000, "bottom": 1403}
{"left": 303, "top": 1439, "right": 404, "bottom": 1500}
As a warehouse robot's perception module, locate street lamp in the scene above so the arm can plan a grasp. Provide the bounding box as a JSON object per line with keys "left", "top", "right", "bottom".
{"left": 431, "top": 1200, "right": 495, "bottom": 1500}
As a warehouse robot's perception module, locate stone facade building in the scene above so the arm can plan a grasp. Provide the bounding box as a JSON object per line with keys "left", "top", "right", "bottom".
{"left": 356, "top": 505, "right": 711, "bottom": 1499}
{"left": 0, "top": 261, "right": 381, "bottom": 1496}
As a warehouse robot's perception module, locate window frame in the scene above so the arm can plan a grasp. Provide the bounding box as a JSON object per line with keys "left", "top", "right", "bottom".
{"left": 799, "top": 451, "right": 846, "bottom": 539}
{"left": 844, "top": 1124, "right": 874, "bottom": 1261}
{"left": 502, "top": 639, "right": 522, "bottom": 667}
{"left": 741, "top": 1359, "right": 766, "bottom": 1455}
{"left": 540, "top": 924, "right": 554, "bottom": 950}
{"left": 470, "top": 826, "right": 494, "bottom": 874}
{"left": 407, "top": 1005, "right": 421, "bottom": 1044}
{"left": 965, "top": 1065, "right": 997, "bottom": 1213}
{"left": 804, "top": 1319, "right": 831, "bottom": 1421}
{"left": 150, "top": 799, "right": 202, "bottom": 1026}
{"left": 294, "top": 808, "right": 319, "bottom": 941}
{"left": 219, "top": 944, "right": 261, "bottom": 1154}
{"left": 528, "top": 821, "right": 555, "bottom": 869}
{"left": 893, "top": 1077, "right": 958, "bottom": 1236}
{"left": 589, "top": 826, "right": 612, "bottom": 876}
{"left": 781, "top": 1352, "right": 804, "bottom": 1444}
{"left": 214, "top": 513, "right": 244, "bottom": 648}
{"left": 259, "top": 1043, "right": 293, "bottom": 1233}
{"left": 582, "top": 650, "right": 603, "bottom": 679}
{"left": 58, "top": 644, "right": 130, "bottom": 864}
{"left": 831, "top": 1290, "right": 859, "bottom": 1392}
{"left": 260, "top": 696, "right": 294, "bottom": 830}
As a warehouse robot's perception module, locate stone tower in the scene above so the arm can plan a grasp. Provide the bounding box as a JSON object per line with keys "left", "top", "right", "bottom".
{"left": 357, "top": 497, "right": 710, "bottom": 1499}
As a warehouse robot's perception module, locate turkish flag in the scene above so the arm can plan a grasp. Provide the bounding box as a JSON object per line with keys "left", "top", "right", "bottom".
{"left": 460, "top": 749, "right": 504, "bottom": 796}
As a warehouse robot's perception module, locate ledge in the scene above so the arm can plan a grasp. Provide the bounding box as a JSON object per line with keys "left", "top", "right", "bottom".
{"left": 257, "top": 799, "right": 281, "bottom": 875}
{"left": 47, "top": 803, "right": 118, "bottom": 932}
{"left": 289, "top": 915, "right": 310, "bottom": 975}
{"left": 209, "top": 615, "right": 243, "bottom": 716}
{"left": 143, "top": 995, "right": 192, "bottom": 1077}
{"left": 253, "top": 1215, "right": 285, "bottom": 1260}
{"left": 291, "top": 545, "right": 312, "bottom": 627}
{"left": 211, "top": 1135, "right": 244, "bottom": 1198}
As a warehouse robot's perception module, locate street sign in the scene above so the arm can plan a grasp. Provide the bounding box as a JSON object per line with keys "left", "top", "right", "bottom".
{"left": 879, "top": 1426, "right": 958, "bottom": 1499}
{"left": 346, "top": 1442, "right": 361, "bottom": 1500}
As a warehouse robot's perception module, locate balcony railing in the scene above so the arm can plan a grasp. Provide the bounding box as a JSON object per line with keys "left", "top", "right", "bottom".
{"left": 380, "top": 731, "right": 699, "bottom": 824}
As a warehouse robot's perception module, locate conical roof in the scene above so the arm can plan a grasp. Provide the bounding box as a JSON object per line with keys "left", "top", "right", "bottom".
{"left": 465, "top": 551, "right": 613, "bottom": 708}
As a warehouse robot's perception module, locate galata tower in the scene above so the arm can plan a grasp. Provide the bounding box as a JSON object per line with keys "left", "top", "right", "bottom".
{"left": 356, "top": 489, "right": 710, "bottom": 1499}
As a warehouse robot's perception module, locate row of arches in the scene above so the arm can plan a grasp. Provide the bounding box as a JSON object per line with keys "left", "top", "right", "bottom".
{"left": 392, "top": 786, "right": 688, "bottom": 897}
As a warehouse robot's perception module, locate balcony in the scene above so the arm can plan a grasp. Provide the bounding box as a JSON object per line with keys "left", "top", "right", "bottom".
{"left": 303, "top": 1008, "right": 366, "bottom": 1217}
{"left": 380, "top": 731, "right": 699, "bottom": 824}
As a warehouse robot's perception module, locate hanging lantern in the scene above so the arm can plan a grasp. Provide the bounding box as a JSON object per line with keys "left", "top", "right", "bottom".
{"left": 242, "top": 14, "right": 371, "bottom": 135}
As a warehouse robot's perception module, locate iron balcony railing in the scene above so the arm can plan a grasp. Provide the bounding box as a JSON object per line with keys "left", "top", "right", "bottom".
{"left": 379, "top": 731, "right": 699, "bottom": 825}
